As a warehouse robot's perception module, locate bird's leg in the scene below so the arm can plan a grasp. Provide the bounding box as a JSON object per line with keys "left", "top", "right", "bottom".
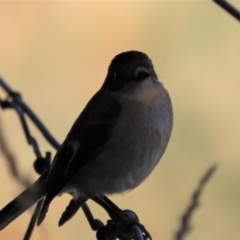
{"left": 101, "top": 195, "right": 123, "bottom": 214}
{"left": 91, "top": 195, "right": 123, "bottom": 219}
{"left": 58, "top": 196, "right": 88, "bottom": 226}
{"left": 92, "top": 196, "right": 140, "bottom": 225}
{"left": 81, "top": 203, "right": 104, "bottom": 231}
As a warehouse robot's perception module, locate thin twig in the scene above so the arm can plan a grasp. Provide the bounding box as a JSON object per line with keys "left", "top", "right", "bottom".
{"left": 0, "top": 113, "right": 30, "bottom": 187}
{"left": 174, "top": 164, "right": 218, "bottom": 240}
{"left": 213, "top": 0, "right": 240, "bottom": 22}
{"left": 0, "top": 77, "right": 59, "bottom": 149}
{"left": 23, "top": 201, "right": 43, "bottom": 240}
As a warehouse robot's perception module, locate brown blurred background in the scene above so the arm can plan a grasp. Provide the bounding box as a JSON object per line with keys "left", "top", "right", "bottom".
{"left": 0, "top": 1, "right": 240, "bottom": 240}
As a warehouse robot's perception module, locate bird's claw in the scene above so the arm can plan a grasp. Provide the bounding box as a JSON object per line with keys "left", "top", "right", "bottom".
{"left": 96, "top": 209, "right": 152, "bottom": 240}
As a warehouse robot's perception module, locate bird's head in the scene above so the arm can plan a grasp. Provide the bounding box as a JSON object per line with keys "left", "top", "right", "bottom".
{"left": 102, "top": 51, "right": 163, "bottom": 102}
{"left": 103, "top": 51, "right": 157, "bottom": 91}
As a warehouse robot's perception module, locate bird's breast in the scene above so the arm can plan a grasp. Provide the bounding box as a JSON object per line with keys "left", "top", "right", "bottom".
{"left": 73, "top": 90, "right": 173, "bottom": 196}
{"left": 108, "top": 98, "right": 169, "bottom": 189}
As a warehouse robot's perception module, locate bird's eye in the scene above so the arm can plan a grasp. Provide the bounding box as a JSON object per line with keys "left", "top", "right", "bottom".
{"left": 114, "top": 71, "right": 124, "bottom": 82}
{"left": 134, "top": 68, "right": 150, "bottom": 81}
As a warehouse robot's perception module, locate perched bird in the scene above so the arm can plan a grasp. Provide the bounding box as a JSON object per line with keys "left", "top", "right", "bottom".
{"left": 0, "top": 50, "right": 173, "bottom": 230}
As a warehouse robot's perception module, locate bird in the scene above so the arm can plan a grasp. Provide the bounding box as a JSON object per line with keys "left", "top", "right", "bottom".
{"left": 0, "top": 50, "right": 173, "bottom": 230}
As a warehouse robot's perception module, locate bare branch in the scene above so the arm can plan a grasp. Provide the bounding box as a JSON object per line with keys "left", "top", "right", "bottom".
{"left": 0, "top": 113, "right": 30, "bottom": 187}
{"left": 213, "top": 0, "right": 240, "bottom": 22}
{"left": 174, "top": 164, "right": 218, "bottom": 240}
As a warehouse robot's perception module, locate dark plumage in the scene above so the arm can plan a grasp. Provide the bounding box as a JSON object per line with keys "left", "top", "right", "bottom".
{"left": 0, "top": 50, "right": 173, "bottom": 230}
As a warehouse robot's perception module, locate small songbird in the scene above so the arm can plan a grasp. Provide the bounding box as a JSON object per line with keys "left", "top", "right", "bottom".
{"left": 0, "top": 50, "right": 173, "bottom": 230}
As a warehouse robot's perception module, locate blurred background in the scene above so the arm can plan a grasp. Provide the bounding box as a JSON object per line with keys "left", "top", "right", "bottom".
{"left": 0, "top": 1, "right": 240, "bottom": 240}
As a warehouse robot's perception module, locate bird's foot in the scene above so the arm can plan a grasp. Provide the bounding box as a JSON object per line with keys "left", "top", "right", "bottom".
{"left": 96, "top": 209, "right": 152, "bottom": 240}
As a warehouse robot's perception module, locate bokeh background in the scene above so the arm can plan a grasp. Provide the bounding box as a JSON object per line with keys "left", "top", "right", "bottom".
{"left": 0, "top": 1, "right": 240, "bottom": 240}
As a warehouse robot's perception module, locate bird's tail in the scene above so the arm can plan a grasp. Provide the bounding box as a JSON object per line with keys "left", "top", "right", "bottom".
{"left": 0, "top": 174, "right": 46, "bottom": 230}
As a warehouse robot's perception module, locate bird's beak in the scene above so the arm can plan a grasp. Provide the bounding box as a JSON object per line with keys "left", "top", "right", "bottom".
{"left": 134, "top": 67, "right": 151, "bottom": 82}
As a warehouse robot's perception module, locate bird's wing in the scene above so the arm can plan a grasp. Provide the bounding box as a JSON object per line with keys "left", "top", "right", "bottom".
{"left": 46, "top": 90, "right": 122, "bottom": 195}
